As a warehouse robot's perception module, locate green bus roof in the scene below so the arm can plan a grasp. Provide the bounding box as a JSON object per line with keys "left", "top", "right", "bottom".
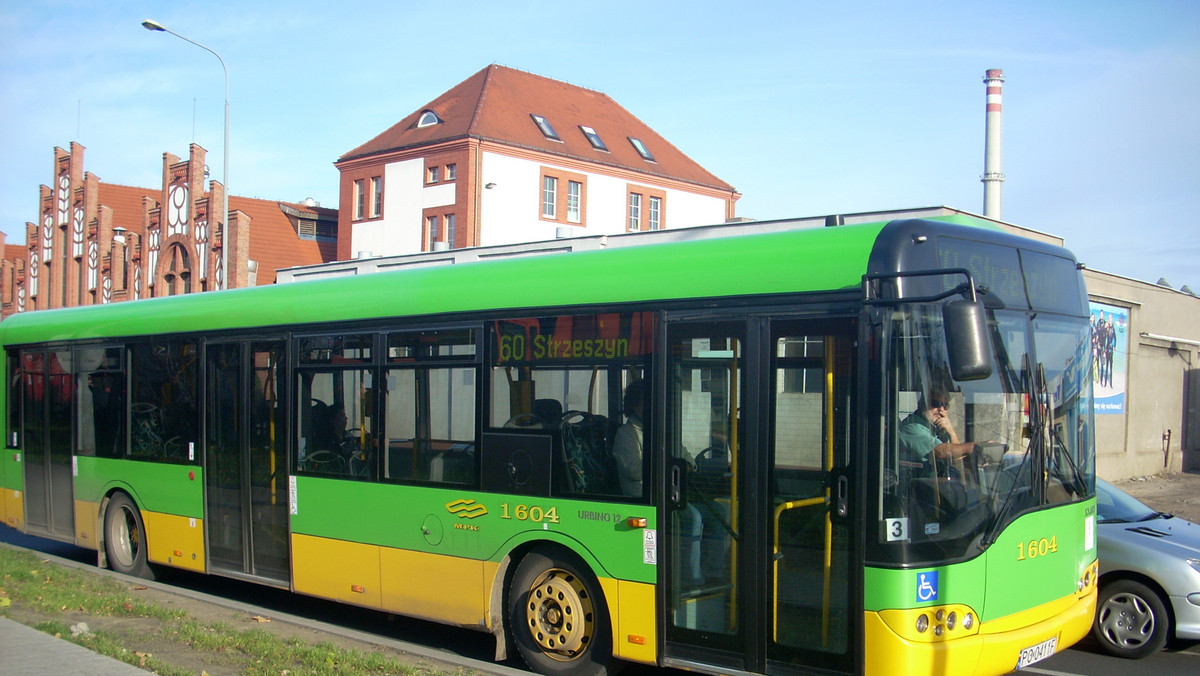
{"left": 0, "top": 217, "right": 983, "bottom": 346}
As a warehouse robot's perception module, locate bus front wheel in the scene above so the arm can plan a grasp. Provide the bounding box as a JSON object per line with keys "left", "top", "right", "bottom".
{"left": 104, "top": 493, "right": 154, "bottom": 579}
{"left": 507, "top": 548, "right": 617, "bottom": 676}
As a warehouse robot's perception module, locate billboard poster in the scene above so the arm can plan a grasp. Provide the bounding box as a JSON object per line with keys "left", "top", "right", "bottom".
{"left": 1089, "top": 302, "right": 1129, "bottom": 414}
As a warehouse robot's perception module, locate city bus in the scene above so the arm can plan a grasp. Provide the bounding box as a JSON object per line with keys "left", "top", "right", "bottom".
{"left": 0, "top": 215, "right": 1097, "bottom": 676}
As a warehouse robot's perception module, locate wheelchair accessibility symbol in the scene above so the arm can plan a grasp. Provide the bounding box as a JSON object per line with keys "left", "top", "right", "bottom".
{"left": 916, "top": 571, "right": 939, "bottom": 603}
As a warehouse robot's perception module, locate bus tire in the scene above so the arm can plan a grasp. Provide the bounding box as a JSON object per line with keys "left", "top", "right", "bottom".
{"left": 507, "top": 547, "right": 618, "bottom": 676}
{"left": 104, "top": 493, "right": 155, "bottom": 579}
{"left": 1092, "top": 578, "right": 1170, "bottom": 659}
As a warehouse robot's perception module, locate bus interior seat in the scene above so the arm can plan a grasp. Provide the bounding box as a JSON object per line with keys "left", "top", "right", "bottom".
{"left": 533, "top": 398, "right": 563, "bottom": 427}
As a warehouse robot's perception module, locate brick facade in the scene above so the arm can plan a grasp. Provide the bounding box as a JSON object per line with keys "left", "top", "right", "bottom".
{"left": 1, "top": 142, "right": 337, "bottom": 319}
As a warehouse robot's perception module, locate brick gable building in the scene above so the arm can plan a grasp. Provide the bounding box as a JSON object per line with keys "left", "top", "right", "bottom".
{"left": 335, "top": 65, "right": 740, "bottom": 259}
{"left": 0, "top": 142, "right": 337, "bottom": 319}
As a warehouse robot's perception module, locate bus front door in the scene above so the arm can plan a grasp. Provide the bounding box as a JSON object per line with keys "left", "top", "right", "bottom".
{"left": 205, "top": 341, "right": 290, "bottom": 583}
{"left": 663, "top": 317, "right": 857, "bottom": 675}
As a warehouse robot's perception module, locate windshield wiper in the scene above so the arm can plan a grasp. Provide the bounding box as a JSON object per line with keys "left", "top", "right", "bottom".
{"left": 982, "top": 357, "right": 1045, "bottom": 547}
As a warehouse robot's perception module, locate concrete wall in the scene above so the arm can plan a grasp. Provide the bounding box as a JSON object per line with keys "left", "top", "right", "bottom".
{"left": 1085, "top": 269, "right": 1200, "bottom": 480}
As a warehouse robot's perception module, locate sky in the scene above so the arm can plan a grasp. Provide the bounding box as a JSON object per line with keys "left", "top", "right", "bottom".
{"left": 1, "top": 1, "right": 1197, "bottom": 289}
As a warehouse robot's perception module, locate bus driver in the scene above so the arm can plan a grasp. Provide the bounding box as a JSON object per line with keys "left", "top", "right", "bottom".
{"left": 898, "top": 388, "right": 978, "bottom": 473}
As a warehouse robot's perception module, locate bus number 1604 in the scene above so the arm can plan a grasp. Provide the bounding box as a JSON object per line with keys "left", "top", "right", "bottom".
{"left": 500, "top": 503, "right": 561, "bottom": 523}
{"left": 1017, "top": 536, "right": 1058, "bottom": 560}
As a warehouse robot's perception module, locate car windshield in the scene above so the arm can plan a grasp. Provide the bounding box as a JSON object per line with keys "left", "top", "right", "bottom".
{"left": 1096, "top": 479, "right": 1160, "bottom": 523}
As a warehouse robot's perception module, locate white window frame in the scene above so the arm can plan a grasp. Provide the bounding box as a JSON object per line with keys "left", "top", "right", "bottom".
{"left": 542, "top": 176, "right": 558, "bottom": 218}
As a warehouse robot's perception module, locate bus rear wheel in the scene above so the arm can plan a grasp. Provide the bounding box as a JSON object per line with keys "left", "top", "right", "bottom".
{"left": 104, "top": 493, "right": 155, "bottom": 579}
{"left": 508, "top": 548, "right": 617, "bottom": 676}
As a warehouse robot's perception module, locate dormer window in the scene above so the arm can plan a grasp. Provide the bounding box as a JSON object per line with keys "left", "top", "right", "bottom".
{"left": 579, "top": 125, "right": 609, "bottom": 152}
{"left": 628, "top": 137, "right": 655, "bottom": 162}
{"left": 417, "top": 110, "right": 441, "bottom": 128}
{"left": 531, "top": 114, "right": 561, "bottom": 141}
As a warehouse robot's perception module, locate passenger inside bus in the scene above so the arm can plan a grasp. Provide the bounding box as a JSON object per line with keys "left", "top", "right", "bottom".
{"left": 612, "top": 380, "right": 648, "bottom": 497}
{"left": 614, "top": 380, "right": 705, "bottom": 585}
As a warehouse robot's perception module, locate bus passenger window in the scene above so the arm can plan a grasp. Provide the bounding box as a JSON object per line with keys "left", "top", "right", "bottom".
{"left": 383, "top": 329, "right": 478, "bottom": 485}
{"left": 74, "top": 347, "right": 125, "bottom": 458}
{"left": 488, "top": 312, "right": 653, "bottom": 499}
{"left": 130, "top": 340, "right": 198, "bottom": 463}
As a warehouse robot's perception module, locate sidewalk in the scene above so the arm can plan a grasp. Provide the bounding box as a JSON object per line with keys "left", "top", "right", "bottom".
{"left": 0, "top": 616, "right": 150, "bottom": 676}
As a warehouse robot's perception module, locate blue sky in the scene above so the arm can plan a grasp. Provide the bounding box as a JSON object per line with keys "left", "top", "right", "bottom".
{"left": 2, "top": 1, "right": 1197, "bottom": 288}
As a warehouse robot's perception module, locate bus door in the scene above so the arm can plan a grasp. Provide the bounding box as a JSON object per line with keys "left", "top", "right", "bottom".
{"left": 21, "top": 349, "right": 75, "bottom": 540}
{"left": 663, "top": 317, "right": 857, "bottom": 675}
{"left": 204, "top": 340, "right": 290, "bottom": 583}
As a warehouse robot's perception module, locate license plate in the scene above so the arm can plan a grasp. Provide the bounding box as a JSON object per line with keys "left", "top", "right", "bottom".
{"left": 1016, "top": 636, "right": 1058, "bottom": 669}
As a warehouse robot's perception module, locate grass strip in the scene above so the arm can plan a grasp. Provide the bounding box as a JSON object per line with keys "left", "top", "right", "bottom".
{"left": 1, "top": 546, "right": 464, "bottom": 676}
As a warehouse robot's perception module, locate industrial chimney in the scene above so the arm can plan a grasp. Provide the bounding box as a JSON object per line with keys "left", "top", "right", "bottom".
{"left": 982, "top": 69, "right": 1005, "bottom": 218}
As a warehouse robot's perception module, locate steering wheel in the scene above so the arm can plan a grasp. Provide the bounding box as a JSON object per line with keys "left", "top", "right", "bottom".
{"left": 303, "top": 450, "right": 343, "bottom": 472}
{"left": 504, "top": 413, "right": 543, "bottom": 428}
{"left": 560, "top": 410, "right": 597, "bottom": 427}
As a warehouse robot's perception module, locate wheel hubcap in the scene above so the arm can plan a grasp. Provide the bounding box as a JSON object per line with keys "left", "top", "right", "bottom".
{"left": 1099, "top": 593, "right": 1155, "bottom": 647}
{"left": 525, "top": 568, "right": 595, "bottom": 660}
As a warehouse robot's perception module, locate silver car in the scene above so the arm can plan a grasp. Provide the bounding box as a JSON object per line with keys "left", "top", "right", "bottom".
{"left": 1094, "top": 478, "right": 1200, "bottom": 658}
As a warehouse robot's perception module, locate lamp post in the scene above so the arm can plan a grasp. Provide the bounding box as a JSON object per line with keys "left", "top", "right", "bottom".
{"left": 142, "top": 19, "right": 230, "bottom": 290}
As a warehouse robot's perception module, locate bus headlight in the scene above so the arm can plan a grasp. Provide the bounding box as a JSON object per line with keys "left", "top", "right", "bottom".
{"left": 916, "top": 614, "right": 929, "bottom": 633}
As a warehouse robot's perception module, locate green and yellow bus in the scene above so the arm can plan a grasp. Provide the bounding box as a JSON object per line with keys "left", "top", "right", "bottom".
{"left": 0, "top": 215, "right": 1097, "bottom": 675}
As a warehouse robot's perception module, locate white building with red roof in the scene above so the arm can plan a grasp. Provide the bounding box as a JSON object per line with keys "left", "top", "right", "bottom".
{"left": 334, "top": 64, "right": 740, "bottom": 259}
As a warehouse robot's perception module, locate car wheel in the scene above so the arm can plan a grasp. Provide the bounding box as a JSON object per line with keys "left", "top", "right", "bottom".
{"left": 1092, "top": 578, "right": 1170, "bottom": 659}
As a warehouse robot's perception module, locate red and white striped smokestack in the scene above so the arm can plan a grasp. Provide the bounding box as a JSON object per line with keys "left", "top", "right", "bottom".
{"left": 982, "top": 69, "right": 1005, "bottom": 218}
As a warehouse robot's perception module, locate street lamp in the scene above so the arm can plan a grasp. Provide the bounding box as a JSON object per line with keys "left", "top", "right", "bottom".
{"left": 142, "top": 19, "right": 230, "bottom": 290}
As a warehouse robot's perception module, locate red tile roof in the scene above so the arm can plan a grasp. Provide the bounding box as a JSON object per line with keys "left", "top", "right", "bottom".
{"left": 96, "top": 183, "right": 160, "bottom": 228}
{"left": 95, "top": 184, "right": 335, "bottom": 285}
{"left": 237, "top": 197, "right": 337, "bottom": 284}
{"left": 339, "top": 64, "right": 735, "bottom": 192}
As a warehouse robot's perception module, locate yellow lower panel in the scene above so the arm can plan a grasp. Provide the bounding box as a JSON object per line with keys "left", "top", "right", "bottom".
{"left": 292, "top": 533, "right": 382, "bottom": 609}
{"left": 864, "top": 588, "right": 1097, "bottom": 676}
{"left": 142, "top": 511, "right": 206, "bottom": 573}
{"left": 379, "top": 546, "right": 486, "bottom": 626}
{"left": 3, "top": 489, "right": 22, "bottom": 531}
{"left": 603, "top": 578, "right": 657, "bottom": 665}
{"left": 73, "top": 500, "right": 100, "bottom": 550}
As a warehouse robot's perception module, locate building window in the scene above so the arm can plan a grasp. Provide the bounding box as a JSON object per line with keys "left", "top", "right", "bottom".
{"left": 628, "top": 193, "right": 642, "bottom": 231}
{"left": 567, "top": 181, "right": 581, "bottom": 224}
{"left": 627, "top": 184, "right": 665, "bottom": 232}
{"left": 579, "top": 125, "right": 608, "bottom": 152}
{"left": 370, "top": 176, "right": 383, "bottom": 218}
{"left": 540, "top": 168, "right": 588, "bottom": 226}
{"left": 629, "top": 137, "right": 655, "bottom": 161}
{"left": 418, "top": 110, "right": 440, "bottom": 128}
{"left": 427, "top": 165, "right": 440, "bottom": 184}
{"left": 427, "top": 215, "right": 439, "bottom": 245}
{"left": 445, "top": 213, "right": 456, "bottom": 247}
{"left": 445, "top": 163, "right": 456, "bottom": 180}
{"left": 542, "top": 176, "right": 557, "bottom": 218}
{"left": 353, "top": 180, "right": 365, "bottom": 221}
{"left": 531, "top": 114, "right": 561, "bottom": 141}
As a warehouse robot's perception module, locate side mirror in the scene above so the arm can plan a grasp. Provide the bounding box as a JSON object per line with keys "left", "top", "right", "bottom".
{"left": 943, "top": 300, "right": 994, "bottom": 381}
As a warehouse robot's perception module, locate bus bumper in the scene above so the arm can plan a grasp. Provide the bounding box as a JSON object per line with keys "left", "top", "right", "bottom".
{"left": 864, "top": 586, "right": 1096, "bottom": 676}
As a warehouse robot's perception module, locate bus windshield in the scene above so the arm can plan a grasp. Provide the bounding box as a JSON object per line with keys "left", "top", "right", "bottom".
{"left": 875, "top": 302, "right": 1094, "bottom": 565}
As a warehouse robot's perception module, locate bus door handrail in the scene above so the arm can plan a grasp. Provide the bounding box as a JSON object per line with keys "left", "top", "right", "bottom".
{"left": 772, "top": 495, "right": 829, "bottom": 644}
